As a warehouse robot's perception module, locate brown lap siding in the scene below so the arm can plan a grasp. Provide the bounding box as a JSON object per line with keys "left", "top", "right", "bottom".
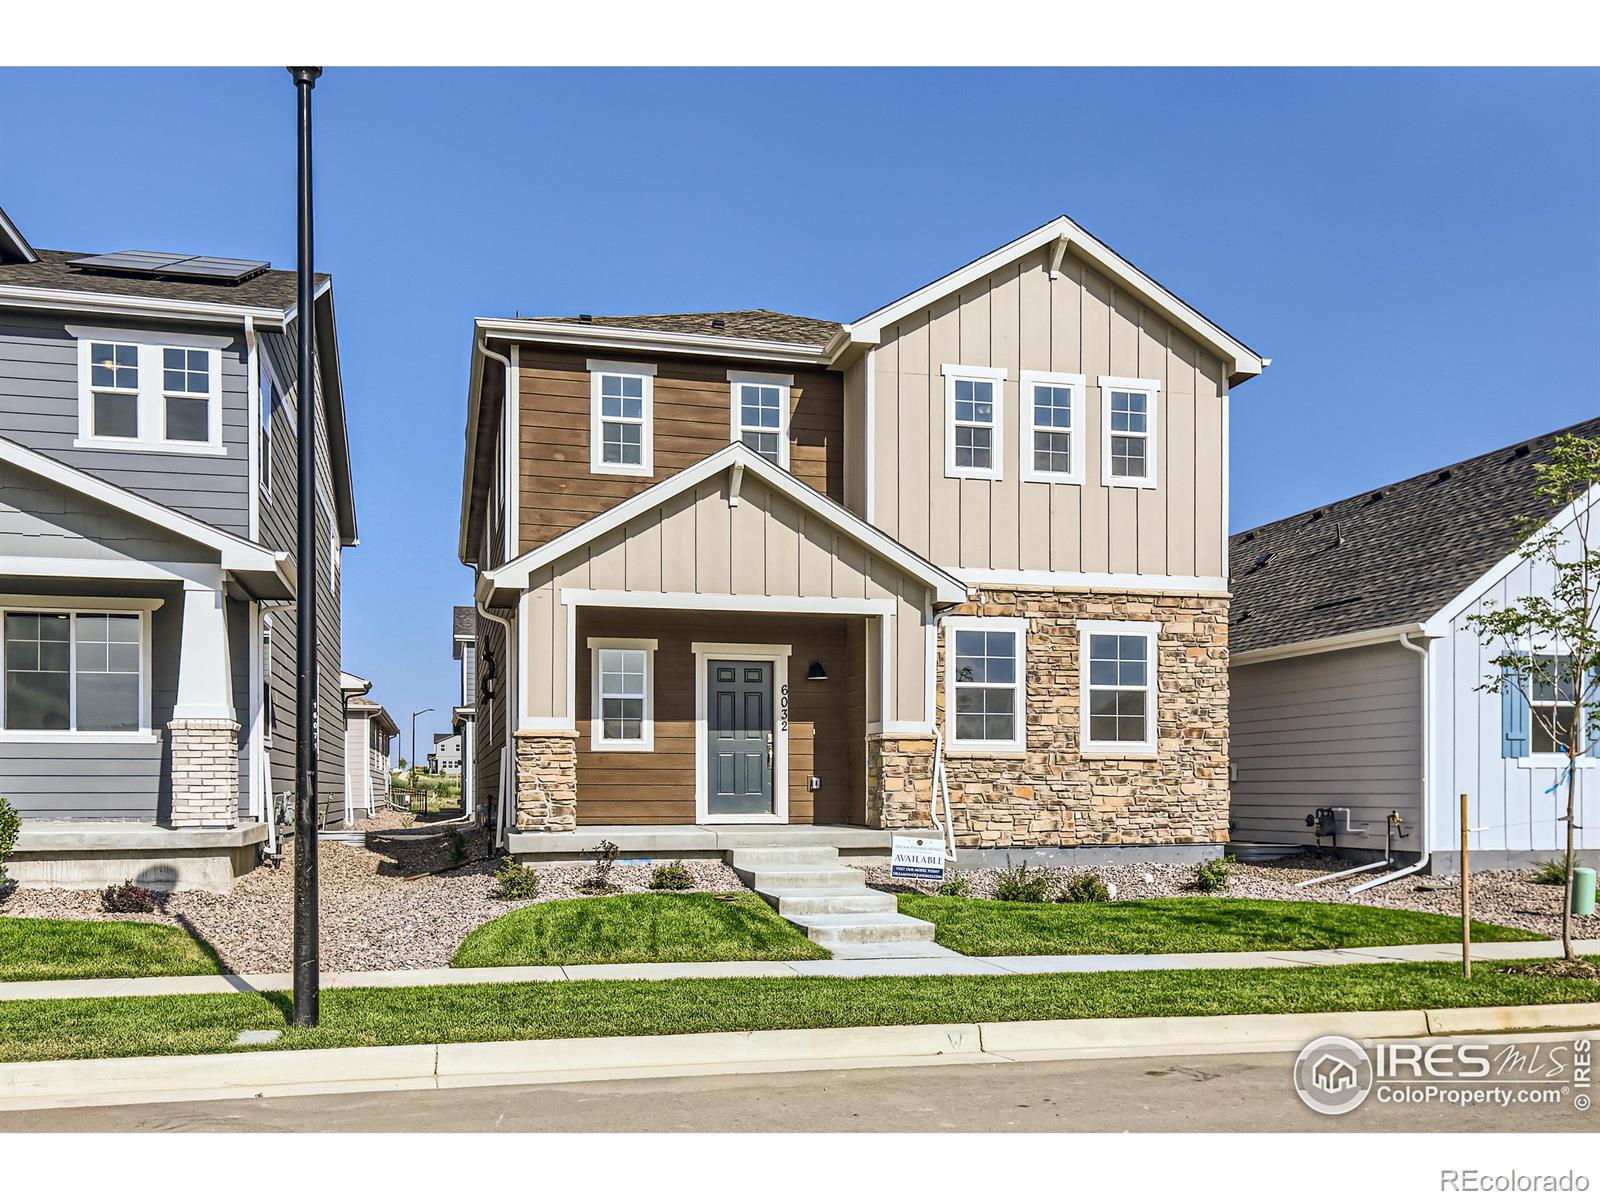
{"left": 575, "top": 610, "right": 861, "bottom": 826}
{"left": 517, "top": 349, "right": 844, "bottom": 553}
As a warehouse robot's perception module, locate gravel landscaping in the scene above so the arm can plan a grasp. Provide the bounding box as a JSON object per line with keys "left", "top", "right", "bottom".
{"left": 0, "top": 828, "right": 743, "bottom": 973}
{"left": 866, "top": 854, "right": 1599, "bottom": 942}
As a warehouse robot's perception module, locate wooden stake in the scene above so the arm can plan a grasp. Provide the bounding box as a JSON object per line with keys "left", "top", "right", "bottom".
{"left": 1461, "top": 792, "right": 1471, "bottom": 979}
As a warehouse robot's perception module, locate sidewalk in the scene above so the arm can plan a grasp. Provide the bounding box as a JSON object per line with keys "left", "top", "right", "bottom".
{"left": 5, "top": 938, "right": 1596, "bottom": 1003}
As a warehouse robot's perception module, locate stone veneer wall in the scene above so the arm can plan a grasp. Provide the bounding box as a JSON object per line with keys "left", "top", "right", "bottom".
{"left": 872, "top": 589, "right": 1229, "bottom": 849}
{"left": 514, "top": 732, "right": 578, "bottom": 832}
{"left": 168, "top": 718, "right": 240, "bottom": 828}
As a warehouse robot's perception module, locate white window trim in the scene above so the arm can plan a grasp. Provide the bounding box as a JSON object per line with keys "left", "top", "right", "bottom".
{"left": 588, "top": 636, "right": 657, "bottom": 752}
{"left": 1518, "top": 642, "right": 1591, "bottom": 766}
{"left": 317, "top": 487, "right": 339, "bottom": 595}
{"left": 941, "top": 363, "right": 1006, "bottom": 482}
{"left": 258, "top": 351, "right": 288, "bottom": 500}
{"left": 727, "top": 370, "right": 793, "bottom": 470}
{"left": 1077, "top": 618, "right": 1161, "bottom": 758}
{"left": 588, "top": 359, "right": 656, "bottom": 478}
{"left": 1019, "top": 369, "right": 1086, "bottom": 484}
{"left": 69, "top": 326, "right": 231, "bottom": 457}
{"left": 943, "top": 615, "right": 1028, "bottom": 754}
{"left": 261, "top": 611, "right": 274, "bottom": 748}
{"left": 1098, "top": 375, "right": 1160, "bottom": 489}
{"left": 0, "top": 596, "right": 158, "bottom": 743}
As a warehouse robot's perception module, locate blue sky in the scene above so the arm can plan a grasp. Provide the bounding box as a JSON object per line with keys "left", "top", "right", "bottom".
{"left": 1, "top": 68, "right": 1595, "bottom": 759}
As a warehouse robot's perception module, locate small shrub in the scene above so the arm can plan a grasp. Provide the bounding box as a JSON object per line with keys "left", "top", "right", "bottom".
{"left": 1058, "top": 870, "right": 1111, "bottom": 903}
{"left": 0, "top": 796, "right": 19, "bottom": 884}
{"left": 493, "top": 859, "right": 541, "bottom": 900}
{"left": 649, "top": 860, "right": 695, "bottom": 891}
{"left": 101, "top": 880, "right": 157, "bottom": 913}
{"left": 1530, "top": 858, "right": 1568, "bottom": 886}
{"left": 993, "top": 857, "right": 1053, "bottom": 903}
{"left": 448, "top": 830, "right": 467, "bottom": 867}
{"left": 1192, "top": 855, "right": 1236, "bottom": 894}
{"left": 579, "top": 838, "right": 622, "bottom": 894}
{"left": 936, "top": 871, "right": 972, "bottom": 898}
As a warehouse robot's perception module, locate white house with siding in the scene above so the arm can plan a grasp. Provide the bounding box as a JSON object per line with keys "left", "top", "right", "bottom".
{"left": 1229, "top": 418, "right": 1600, "bottom": 872}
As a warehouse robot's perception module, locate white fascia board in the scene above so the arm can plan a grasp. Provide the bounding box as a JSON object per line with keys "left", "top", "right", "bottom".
{"left": 0, "top": 285, "right": 285, "bottom": 327}
{"left": 0, "top": 434, "right": 282, "bottom": 573}
{"left": 1230, "top": 622, "right": 1428, "bottom": 667}
{"left": 486, "top": 441, "right": 968, "bottom": 604}
{"left": 475, "top": 318, "right": 828, "bottom": 366}
{"left": 0, "top": 208, "right": 38, "bottom": 263}
{"left": 840, "top": 216, "right": 1266, "bottom": 382}
{"left": 1421, "top": 483, "right": 1600, "bottom": 636}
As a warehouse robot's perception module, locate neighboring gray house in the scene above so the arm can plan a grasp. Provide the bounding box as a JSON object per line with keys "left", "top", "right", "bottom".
{"left": 342, "top": 672, "right": 397, "bottom": 820}
{"left": 1229, "top": 417, "right": 1600, "bottom": 874}
{"left": 450, "top": 604, "right": 476, "bottom": 815}
{"left": 0, "top": 204, "right": 357, "bottom": 890}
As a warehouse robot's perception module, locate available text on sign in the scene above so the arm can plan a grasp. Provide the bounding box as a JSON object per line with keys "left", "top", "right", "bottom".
{"left": 891, "top": 835, "right": 945, "bottom": 882}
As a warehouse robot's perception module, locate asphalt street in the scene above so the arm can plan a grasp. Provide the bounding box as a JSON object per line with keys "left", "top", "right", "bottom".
{"left": 4, "top": 1048, "right": 1595, "bottom": 1133}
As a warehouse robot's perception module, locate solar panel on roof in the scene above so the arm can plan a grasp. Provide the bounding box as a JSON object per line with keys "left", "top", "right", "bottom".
{"left": 68, "top": 251, "right": 270, "bottom": 284}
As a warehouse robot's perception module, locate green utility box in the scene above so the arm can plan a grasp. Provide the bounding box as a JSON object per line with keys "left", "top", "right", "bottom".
{"left": 1573, "top": 867, "right": 1597, "bottom": 918}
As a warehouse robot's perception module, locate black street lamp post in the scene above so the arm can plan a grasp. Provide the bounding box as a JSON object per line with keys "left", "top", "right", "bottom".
{"left": 288, "top": 65, "right": 322, "bottom": 1029}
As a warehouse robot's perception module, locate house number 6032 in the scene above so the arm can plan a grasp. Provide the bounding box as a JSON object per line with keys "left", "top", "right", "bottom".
{"left": 779, "top": 683, "right": 790, "bottom": 731}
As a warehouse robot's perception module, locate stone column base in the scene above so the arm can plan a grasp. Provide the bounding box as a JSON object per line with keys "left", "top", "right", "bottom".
{"left": 515, "top": 732, "right": 578, "bottom": 832}
{"left": 865, "top": 734, "right": 935, "bottom": 829}
{"left": 168, "top": 718, "right": 240, "bottom": 829}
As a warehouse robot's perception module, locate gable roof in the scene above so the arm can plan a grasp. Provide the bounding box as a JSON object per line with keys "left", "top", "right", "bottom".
{"left": 0, "top": 431, "right": 287, "bottom": 578}
{"left": 1229, "top": 416, "right": 1600, "bottom": 657}
{"left": 531, "top": 310, "right": 838, "bottom": 347}
{"left": 484, "top": 441, "right": 968, "bottom": 605}
{"left": 835, "top": 215, "right": 1267, "bottom": 387}
{"left": 0, "top": 205, "right": 37, "bottom": 264}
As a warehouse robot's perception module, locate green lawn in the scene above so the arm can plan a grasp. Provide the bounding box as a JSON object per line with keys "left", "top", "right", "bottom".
{"left": 0, "top": 917, "right": 223, "bottom": 982}
{"left": 451, "top": 892, "right": 829, "bottom": 967}
{"left": 0, "top": 959, "right": 1594, "bottom": 1063}
{"left": 896, "top": 896, "right": 1544, "bottom": 957}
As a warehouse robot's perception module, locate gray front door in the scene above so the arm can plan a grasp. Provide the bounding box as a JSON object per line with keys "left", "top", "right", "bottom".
{"left": 707, "top": 660, "right": 774, "bottom": 816}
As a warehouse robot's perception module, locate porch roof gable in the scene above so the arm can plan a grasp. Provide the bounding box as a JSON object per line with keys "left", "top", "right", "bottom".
{"left": 483, "top": 442, "right": 969, "bottom": 605}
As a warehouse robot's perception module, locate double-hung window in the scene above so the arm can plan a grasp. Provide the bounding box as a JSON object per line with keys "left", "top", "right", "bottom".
{"left": 1078, "top": 620, "right": 1159, "bottom": 755}
{"left": 728, "top": 370, "right": 791, "bottom": 468}
{"left": 588, "top": 360, "right": 655, "bottom": 477}
{"left": 0, "top": 605, "right": 151, "bottom": 738}
{"left": 1099, "top": 376, "right": 1159, "bottom": 488}
{"left": 71, "top": 327, "right": 228, "bottom": 454}
{"left": 258, "top": 353, "right": 278, "bottom": 498}
{"left": 1529, "top": 654, "right": 1581, "bottom": 755}
{"left": 89, "top": 341, "right": 140, "bottom": 439}
{"left": 945, "top": 616, "right": 1027, "bottom": 752}
{"left": 942, "top": 364, "right": 1006, "bottom": 480}
{"left": 1019, "top": 370, "right": 1085, "bottom": 483}
{"left": 589, "top": 637, "right": 655, "bottom": 751}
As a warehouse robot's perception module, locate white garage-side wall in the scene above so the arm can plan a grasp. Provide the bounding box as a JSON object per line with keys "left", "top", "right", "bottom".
{"left": 1230, "top": 641, "right": 1422, "bottom": 852}
{"left": 1431, "top": 544, "right": 1600, "bottom": 870}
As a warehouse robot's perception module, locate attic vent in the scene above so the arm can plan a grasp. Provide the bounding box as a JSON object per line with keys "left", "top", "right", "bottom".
{"left": 1245, "top": 551, "right": 1274, "bottom": 575}
{"left": 1309, "top": 595, "right": 1364, "bottom": 612}
{"left": 1240, "top": 530, "right": 1256, "bottom": 542}
{"left": 1305, "top": 509, "right": 1324, "bottom": 524}
{"left": 1235, "top": 608, "right": 1252, "bottom": 623}
{"left": 1365, "top": 489, "right": 1386, "bottom": 504}
{"left": 578, "top": 313, "right": 593, "bottom": 323}
{"left": 711, "top": 318, "right": 726, "bottom": 330}
{"left": 1512, "top": 444, "right": 1531, "bottom": 459}
{"left": 1434, "top": 469, "right": 1453, "bottom": 483}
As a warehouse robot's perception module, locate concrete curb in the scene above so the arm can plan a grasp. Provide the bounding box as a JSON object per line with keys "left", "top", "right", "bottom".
{"left": 2, "top": 1002, "right": 1597, "bottom": 1111}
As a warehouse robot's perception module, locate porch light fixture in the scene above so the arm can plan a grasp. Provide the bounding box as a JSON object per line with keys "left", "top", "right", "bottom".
{"left": 807, "top": 661, "right": 828, "bottom": 681}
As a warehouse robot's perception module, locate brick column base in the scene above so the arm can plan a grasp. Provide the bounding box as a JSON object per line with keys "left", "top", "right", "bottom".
{"left": 865, "top": 734, "right": 935, "bottom": 829}
{"left": 168, "top": 718, "right": 240, "bottom": 828}
{"left": 515, "top": 732, "right": 578, "bottom": 832}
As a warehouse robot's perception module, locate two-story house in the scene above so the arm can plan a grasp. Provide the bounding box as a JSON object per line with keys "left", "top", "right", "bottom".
{"left": 458, "top": 217, "right": 1265, "bottom": 864}
{"left": 0, "top": 205, "right": 356, "bottom": 891}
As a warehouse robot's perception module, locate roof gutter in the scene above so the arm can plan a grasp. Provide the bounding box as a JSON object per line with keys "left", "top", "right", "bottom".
{"left": 474, "top": 317, "right": 828, "bottom": 366}
{"left": 1230, "top": 621, "right": 1426, "bottom": 666}
{"left": 0, "top": 284, "right": 286, "bottom": 326}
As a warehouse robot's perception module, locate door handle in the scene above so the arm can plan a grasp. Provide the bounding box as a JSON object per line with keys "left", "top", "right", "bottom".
{"left": 765, "top": 730, "right": 773, "bottom": 769}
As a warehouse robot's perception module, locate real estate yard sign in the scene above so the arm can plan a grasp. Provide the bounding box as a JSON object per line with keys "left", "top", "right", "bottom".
{"left": 891, "top": 834, "right": 945, "bottom": 882}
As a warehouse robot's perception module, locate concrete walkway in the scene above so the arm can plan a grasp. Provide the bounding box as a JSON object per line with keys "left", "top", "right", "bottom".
{"left": 3, "top": 938, "right": 1595, "bottom": 1003}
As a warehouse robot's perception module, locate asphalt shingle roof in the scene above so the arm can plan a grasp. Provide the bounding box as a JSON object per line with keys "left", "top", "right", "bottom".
{"left": 531, "top": 309, "right": 840, "bottom": 346}
{"left": 1229, "top": 416, "right": 1600, "bottom": 655}
{"left": 0, "top": 248, "right": 324, "bottom": 311}
{"left": 453, "top": 605, "right": 476, "bottom": 639}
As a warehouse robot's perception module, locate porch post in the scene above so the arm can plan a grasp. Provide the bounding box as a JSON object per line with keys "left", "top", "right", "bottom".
{"left": 169, "top": 566, "right": 239, "bottom": 828}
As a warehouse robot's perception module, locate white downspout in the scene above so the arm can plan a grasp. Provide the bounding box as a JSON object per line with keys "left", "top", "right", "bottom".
{"left": 477, "top": 597, "right": 515, "bottom": 850}
{"left": 1350, "top": 631, "right": 1431, "bottom": 893}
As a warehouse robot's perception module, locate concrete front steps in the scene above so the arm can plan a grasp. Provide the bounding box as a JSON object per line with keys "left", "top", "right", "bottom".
{"left": 728, "top": 845, "right": 959, "bottom": 960}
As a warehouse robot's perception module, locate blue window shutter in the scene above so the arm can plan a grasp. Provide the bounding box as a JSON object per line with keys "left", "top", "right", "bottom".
{"left": 1501, "top": 665, "right": 1529, "bottom": 759}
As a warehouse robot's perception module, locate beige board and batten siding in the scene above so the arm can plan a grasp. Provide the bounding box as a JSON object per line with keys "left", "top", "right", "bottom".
{"left": 1229, "top": 641, "right": 1422, "bottom": 850}
{"left": 871, "top": 243, "right": 1227, "bottom": 578}
{"left": 516, "top": 467, "right": 932, "bottom": 727}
